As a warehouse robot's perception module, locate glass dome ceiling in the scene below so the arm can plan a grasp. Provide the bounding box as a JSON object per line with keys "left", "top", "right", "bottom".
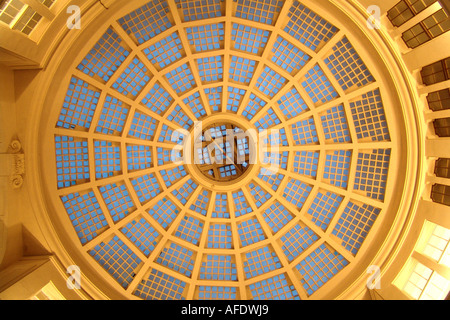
{"left": 45, "top": 0, "right": 401, "bottom": 300}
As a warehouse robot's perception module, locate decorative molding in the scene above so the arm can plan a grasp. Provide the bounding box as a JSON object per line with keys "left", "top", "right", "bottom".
{"left": 9, "top": 174, "right": 24, "bottom": 189}
{"left": 8, "top": 139, "right": 22, "bottom": 154}
{"left": 0, "top": 139, "right": 25, "bottom": 189}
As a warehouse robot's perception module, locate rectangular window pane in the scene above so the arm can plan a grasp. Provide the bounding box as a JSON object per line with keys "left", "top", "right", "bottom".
{"left": 431, "top": 183, "right": 450, "bottom": 206}
{"left": 411, "top": 0, "right": 437, "bottom": 13}
{"left": 434, "top": 117, "right": 450, "bottom": 136}
{"left": 402, "top": 9, "right": 450, "bottom": 48}
{"left": 420, "top": 272, "right": 450, "bottom": 300}
{"left": 388, "top": 0, "right": 438, "bottom": 27}
{"left": 435, "top": 158, "right": 450, "bottom": 178}
{"left": 38, "top": 0, "right": 55, "bottom": 8}
{"left": 427, "top": 89, "right": 450, "bottom": 111}
{"left": 388, "top": 1, "right": 414, "bottom": 27}
{"left": 0, "top": 0, "right": 24, "bottom": 25}
{"left": 421, "top": 58, "right": 450, "bottom": 85}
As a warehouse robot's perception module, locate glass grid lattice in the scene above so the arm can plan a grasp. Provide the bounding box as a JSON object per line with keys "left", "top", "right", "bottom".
{"left": 302, "top": 64, "right": 339, "bottom": 105}
{"left": 237, "top": 217, "right": 266, "bottom": 247}
{"left": 93, "top": 140, "right": 121, "bottom": 179}
{"left": 143, "top": 32, "right": 185, "bottom": 69}
{"left": 296, "top": 243, "right": 348, "bottom": 296}
{"left": 55, "top": 136, "right": 90, "bottom": 188}
{"left": 262, "top": 151, "right": 288, "bottom": 170}
{"left": 205, "top": 87, "right": 223, "bottom": 112}
{"left": 131, "top": 173, "right": 162, "bottom": 204}
{"left": 271, "top": 36, "right": 311, "bottom": 75}
{"left": 77, "top": 28, "right": 130, "bottom": 83}
{"left": 280, "top": 223, "right": 319, "bottom": 262}
{"left": 160, "top": 165, "right": 188, "bottom": 188}
{"left": 99, "top": 182, "right": 135, "bottom": 222}
{"left": 175, "top": 0, "right": 224, "bottom": 22}
{"left": 172, "top": 179, "right": 198, "bottom": 205}
{"left": 256, "top": 66, "right": 287, "bottom": 98}
{"left": 207, "top": 223, "right": 233, "bottom": 249}
{"left": 232, "top": 190, "right": 253, "bottom": 217}
{"left": 197, "top": 286, "right": 237, "bottom": 300}
{"left": 121, "top": 217, "right": 160, "bottom": 256}
{"left": 212, "top": 193, "right": 230, "bottom": 218}
{"left": 293, "top": 151, "right": 319, "bottom": 178}
{"left": 332, "top": 201, "right": 381, "bottom": 255}
{"left": 284, "top": 2, "right": 338, "bottom": 52}
{"left": 61, "top": 191, "right": 108, "bottom": 244}
{"left": 96, "top": 96, "right": 130, "bottom": 136}
{"left": 174, "top": 215, "right": 204, "bottom": 246}
{"left": 229, "top": 56, "right": 257, "bottom": 84}
{"left": 155, "top": 242, "right": 196, "bottom": 277}
{"left": 277, "top": 87, "right": 309, "bottom": 120}
{"left": 197, "top": 56, "right": 224, "bottom": 83}
{"left": 128, "top": 111, "right": 158, "bottom": 141}
{"left": 320, "top": 105, "right": 351, "bottom": 143}
{"left": 141, "top": 82, "right": 173, "bottom": 116}
{"left": 112, "top": 57, "right": 152, "bottom": 98}
{"left": 243, "top": 246, "right": 282, "bottom": 279}
{"left": 57, "top": 77, "right": 100, "bottom": 131}
{"left": 126, "top": 144, "right": 152, "bottom": 171}
{"left": 118, "top": 0, "right": 173, "bottom": 45}
{"left": 323, "top": 150, "right": 352, "bottom": 189}
{"left": 307, "top": 190, "right": 343, "bottom": 231}
{"left": 248, "top": 273, "right": 300, "bottom": 300}
{"left": 226, "top": 86, "right": 246, "bottom": 112}
{"left": 199, "top": 254, "right": 237, "bottom": 281}
{"left": 165, "top": 63, "right": 196, "bottom": 95}
{"left": 258, "top": 168, "right": 285, "bottom": 192}
{"left": 233, "top": 0, "right": 284, "bottom": 25}
{"left": 291, "top": 118, "right": 319, "bottom": 145}
{"left": 282, "top": 178, "right": 313, "bottom": 209}
{"left": 354, "top": 149, "right": 390, "bottom": 201}
{"left": 349, "top": 89, "right": 390, "bottom": 142}
{"left": 325, "top": 37, "right": 374, "bottom": 92}
{"left": 90, "top": 235, "right": 142, "bottom": 288}
{"left": 231, "top": 23, "right": 270, "bottom": 55}
{"left": 134, "top": 268, "right": 187, "bottom": 300}
{"left": 148, "top": 198, "right": 180, "bottom": 230}
{"left": 184, "top": 91, "right": 207, "bottom": 118}
{"left": 262, "top": 202, "right": 294, "bottom": 234}
{"left": 189, "top": 189, "right": 211, "bottom": 216}
{"left": 186, "top": 23, "right": 225, "bottom": 52}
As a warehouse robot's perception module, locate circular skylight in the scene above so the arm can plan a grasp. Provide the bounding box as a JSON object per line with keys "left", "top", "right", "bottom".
{"left": 41, "top": 0, "right": 405, "bottom": 300}
{"left": 193, "top": 121, "right": 252, "bottom": 182}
